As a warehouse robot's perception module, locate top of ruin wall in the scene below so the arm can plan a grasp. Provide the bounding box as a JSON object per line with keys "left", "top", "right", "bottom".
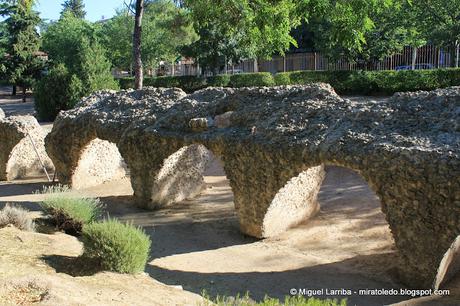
{"left": 51, "top": 84, "right": 460, "bottom": 161}
{"left": 51, "top": 87, "right": 187, "bottom": 141}
{"left": 149, "top": 84, "right": 459, "bottom": 159}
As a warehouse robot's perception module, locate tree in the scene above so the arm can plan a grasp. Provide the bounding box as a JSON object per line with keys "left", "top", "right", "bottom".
{"left": 61, "top": 0, "right": 86, "bottom": 19}
{"left": 133, "top": 0, "right": 144, "bottom": 89}
{"left": 42, "top": 12, "right": 98, "bottom": 72}
{"left": 101, "top": 1, "right": 196, "bottom": 76}
{"left": 99, "top": 10, "right": 134, "bottom": 71}
{"left": 183, "top": 0, "right": 301, "bottom": 74}
{"left": 307, "top": 0, "right": 425, "bottom": 67}
{"left": 411, "top": 0, "right": 460, "bottom": 67}
{"left": 38, "top": 13, "right": 118, "bottom": 118}
{"left": 75, "top": 37, "right": 118, "bottom": 93}
{"left": 0, "top": 0, "right": 45, "bottom": 102}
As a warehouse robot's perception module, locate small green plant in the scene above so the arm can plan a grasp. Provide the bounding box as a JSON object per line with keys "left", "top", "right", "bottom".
{"left": 81, "top": 219, "right": 151, "bottom": 274}
{"left": 39, "top": 186, "right": 103, "bottom": 235}
{"left": 201, "top": 291, "right": 347, "bottom": 306}
{"left": 0, "top": 204, "right": 35, "bottom": 231}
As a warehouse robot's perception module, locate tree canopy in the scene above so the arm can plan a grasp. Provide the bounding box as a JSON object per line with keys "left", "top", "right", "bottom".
{"left": 99, "top": 0, "right": 196, "bottom": 72}
{"left": 61, "top": 0, "right": 86, "bottom": 19}
{"left": 0, "top": 0, "right": 45, "bottom": 99}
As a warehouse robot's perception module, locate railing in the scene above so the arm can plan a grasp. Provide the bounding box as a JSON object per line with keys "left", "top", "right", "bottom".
{"left": 148, "top": 45, "right": 460, "bottom": 77}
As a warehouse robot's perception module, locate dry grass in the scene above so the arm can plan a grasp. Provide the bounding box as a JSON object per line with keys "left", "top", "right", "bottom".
{"left": 0, "top": 204, "right": 35, "bottom": 231}
{"left": 0, "top": 280, "right": 49, "bottom": 305}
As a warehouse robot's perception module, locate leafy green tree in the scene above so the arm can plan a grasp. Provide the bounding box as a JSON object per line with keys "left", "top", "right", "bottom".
{"left": 0, "top": 21, "right": 8, "bottom": 77}
{"left": 74, "top": 37, "right": 118, "bottom": 93}
{"left": 0, "top": 0, "right": 45, "bottom": 101}
{"left": 38, "top": 13, "right": 118, "bottom": 118}
{"left": 100, "top": 0, "right": 196, "bottom": 72}
{"left": 99, "top": 10, "right": 133, "bottom": 71}
{"left": 183, "top": 0, "right": 301, "bottom": 73}
{"left": 61, "top": 0, "right": 86, "bottom": 19}
{"left": 309, "top": 0, "right": 425, "bottom": 66}
{"left": 411, "top": 0, "right": 460, "bottom": 67}
{"left": 42, "top": 12, "right": 98, "bottom": 71}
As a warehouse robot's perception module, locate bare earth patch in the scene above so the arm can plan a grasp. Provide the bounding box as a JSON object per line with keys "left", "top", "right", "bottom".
{"left": 1, "top": 163, "right": 459, "bottom": 305}
{"left": 0, "top": 226, "right": 204, "bottom": 305}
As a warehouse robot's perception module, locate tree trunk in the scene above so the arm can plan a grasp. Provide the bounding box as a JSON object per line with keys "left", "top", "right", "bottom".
{"left": 12, "top": 85, "right": 16, "bottom": 96}
{"left": 411, "top": 46, "right": 417, "bottom": 70}
{"left": 455, "top": 41, "right": 459, "bottom": 68}
{"left": 133, "top": 0, "right": 144, "bottom": 90}
{"left": 22, "top": 86, "right": 26, "bottom": 103}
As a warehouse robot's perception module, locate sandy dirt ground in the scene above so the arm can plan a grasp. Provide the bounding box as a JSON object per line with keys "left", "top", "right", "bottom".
{"left": 0, "top": 161, "right": 431, "bottom": 306}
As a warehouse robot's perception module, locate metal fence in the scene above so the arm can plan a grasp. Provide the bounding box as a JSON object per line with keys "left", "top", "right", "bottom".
{"left": 153, "top": 45, "right": 460, "bottom": 77}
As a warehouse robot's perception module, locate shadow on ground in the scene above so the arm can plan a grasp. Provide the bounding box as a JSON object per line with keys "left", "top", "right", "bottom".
{"left": 41, "top": 255, "right": 102, "bottom": 277}
{"left": 147, "top": 253, "right": 407, "bottom": 306}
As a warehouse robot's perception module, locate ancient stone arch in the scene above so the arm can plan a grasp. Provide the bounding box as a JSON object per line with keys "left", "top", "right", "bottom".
{"left": 0, "top": 112, "right": 54, "bottom": 180}
{"left": 46, "top": 85, "right": 459, "bottom": 288}
{"left": 45, "top": 88, "right": 186, "bottom": 189}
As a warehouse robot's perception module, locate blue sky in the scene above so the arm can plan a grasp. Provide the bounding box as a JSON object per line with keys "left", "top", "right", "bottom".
{"left": 36, "top": 0, "right": 125, "bottom": 22}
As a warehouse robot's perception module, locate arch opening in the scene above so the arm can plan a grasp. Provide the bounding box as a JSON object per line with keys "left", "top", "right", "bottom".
{"left": 263, "top": 165, "right": 398, "bottom": 279}
{"left": 7, "top": 135, "right": 54, "bottom": 180}
{"left": 72, "top": 138, "right": 129, "bottom": 190}
{"left": 150, "top": 144, "right": 212, "bottom": 206}
{"left": 262, "top": 165, "right": 325, "bottom": 237}
{"left": 146, "top": 143, "right": 238, "bottom": 227}
{"left": 435, "top": 235, "right": 460, "bottom": 290}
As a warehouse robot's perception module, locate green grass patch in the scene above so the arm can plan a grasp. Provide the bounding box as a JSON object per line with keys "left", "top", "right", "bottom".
{"left": 201, "top": 291, "right": 347, "bottom": 306}
{"left": 39, "top": 185, "right": 103, "bottom": 236}
{"left": 81, "top": 218, "right": 151, "bottom": 274}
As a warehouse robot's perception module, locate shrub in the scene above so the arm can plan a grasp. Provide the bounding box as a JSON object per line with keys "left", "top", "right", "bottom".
{"left": 274, "top": 72, "right": 291, "bottom": 85}
{"left": 0, "top": 204, "right": 35, "bottom": 231}
{"left": 39, "top": 186, "right": 103, "bottom": 235}
{"left": 207, "top": 74, "right": 231, "bottom": 87}
{"left": 81, "top": 219, "right": 151, "bottom": 274}
{"left": 230, "top": 72, "right": 275, "bottom": 87}
{"left": 274, "top": 69, "right": 460, "bottom": 95}
{"left": 118, "top": 77, "right": 135, "bottom": 89}
{"left": 34, "top": 64, "right": 84, "bottom": 121}
{"left": 117, "top": 68, "right": 460, "bottom": 95}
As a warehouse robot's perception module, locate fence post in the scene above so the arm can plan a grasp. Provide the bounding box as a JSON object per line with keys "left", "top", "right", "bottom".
{"left": 314, "top": 52, "right": 317, "bottom": 71}
{"left": 456, "top": 41, "right": 459, "bottom": 68}
{"left": 283, "top": 56, "right": 286, "bottom": 72}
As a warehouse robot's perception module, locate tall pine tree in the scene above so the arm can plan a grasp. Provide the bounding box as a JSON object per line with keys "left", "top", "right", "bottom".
{"left": 61, "top": 0, "right": 86, "bottom": 19}
{"left": 1, "top": 1, "right": 45, "bottom": 102}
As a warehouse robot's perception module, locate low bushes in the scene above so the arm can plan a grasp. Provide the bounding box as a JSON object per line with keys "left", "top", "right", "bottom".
{"left": 207, "top": 74, "right": 231, "bottom": 87}
{"left": 39, "top": 187, "right": 151, "bottom": 274}
{"left": 39, "top": 186, "right": 103, "bottom": 235}
{"left": 274, "top": 69, "right": 460, "bottom": 95}
{"left": 118, "top": 68, "right": 460, "bottom": 95}
{"left": 81, "top": 219, "right": 151, "bottom": 274}
{"left": 0, "top": 204, "right": 35, "bottom": 231}
{"left": 229, "top": 72, "right": 275, "bottom": 87}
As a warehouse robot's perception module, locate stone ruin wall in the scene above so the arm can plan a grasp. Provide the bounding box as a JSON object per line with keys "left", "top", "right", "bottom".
{"left": 0, "top": 110, "right": 54, "bottom": 180}
{"left": 45, "top": 85, "right": 460, "bottom": 288}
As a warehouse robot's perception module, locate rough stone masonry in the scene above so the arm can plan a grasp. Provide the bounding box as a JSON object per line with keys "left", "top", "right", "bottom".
{"left": 45, "top": 84, "right": 460, "bottom": 288}
{"left": 0, "top": 109, "right": 54, "bottom": 180}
